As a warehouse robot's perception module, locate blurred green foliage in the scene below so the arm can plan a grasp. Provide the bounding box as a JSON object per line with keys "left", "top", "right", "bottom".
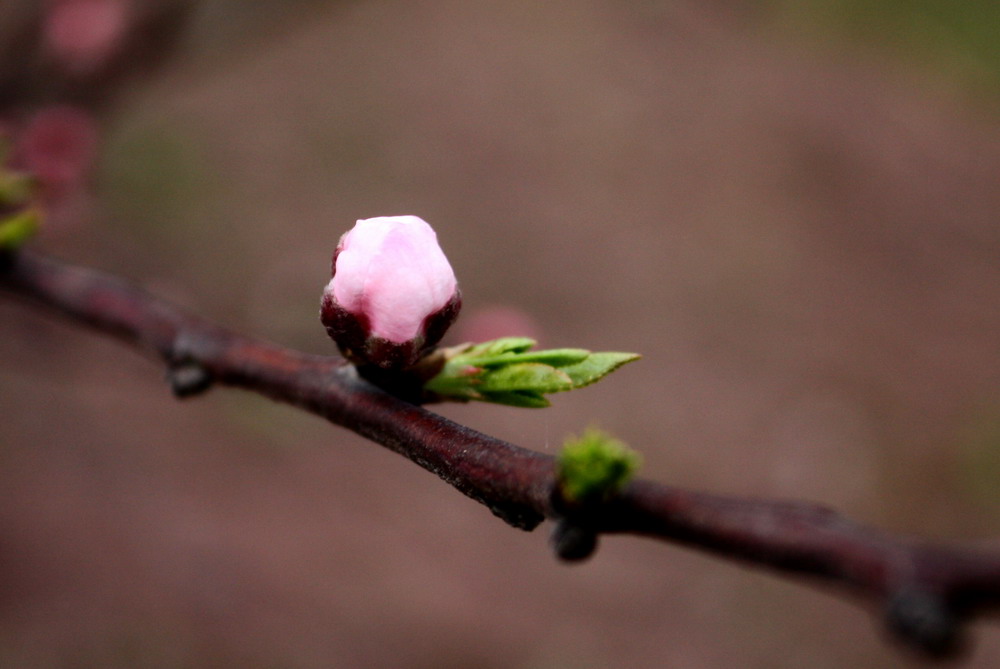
{"left": 959, "top": 404, "right": 1000, "bottom": 513}
{"left": 100, "top": 120, "right": 215, "bottom": 237}
{"left": 770, "top": 0, "right": 1000, "bottom": 98}
{"left": 0, "top": 208, "right": 41, "bottom": 250}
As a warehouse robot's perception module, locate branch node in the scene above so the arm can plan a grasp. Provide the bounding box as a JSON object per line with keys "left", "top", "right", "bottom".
{"left": 551, "top": 520, "right": 598, "bottom": 562}
{"left": 884, "top": 586, "right": 964, "bottom": 658}
{"left": 487, "top": 502, "right": 544, "bottom": 531}
{"left": 548, "top": 486, "right": 601, "bottom": 563}
{"left": 167, "top": 359, "right": 213, "bottom": 398}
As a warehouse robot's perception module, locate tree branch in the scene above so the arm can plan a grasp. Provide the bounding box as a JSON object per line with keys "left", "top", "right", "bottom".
{"left": 2, "top": 249, "right": 998, "bottom": 659}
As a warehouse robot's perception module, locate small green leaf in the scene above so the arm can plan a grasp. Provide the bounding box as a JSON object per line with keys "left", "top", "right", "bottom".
{"left": 558, "top": 427, "right": 641, "bottom": 503}
{"left": 472, "top": 337, "right": 537, "bottom": 356}
{"left": 0, "top": 208, "right": 41, "bottom": 250}
{"left": 474, "top": 348, "right": 590, "bottom": 368}
{"left": 478, "top": 363, "right": 573, "bottom": 393}
{"left": 560, "top": 352, "right": 640, "bottom": 389}
{"left": 481, "top": 390, "right": 551, "bottom": 408}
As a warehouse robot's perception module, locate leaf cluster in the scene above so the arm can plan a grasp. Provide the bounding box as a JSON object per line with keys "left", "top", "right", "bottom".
{"left": 424, "top": 337, "right": 639, "bottom": 407}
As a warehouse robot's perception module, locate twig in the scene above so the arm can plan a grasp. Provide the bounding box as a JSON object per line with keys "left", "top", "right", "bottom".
{"left": 3, "top": 249, "right": 999, "bottom": 659}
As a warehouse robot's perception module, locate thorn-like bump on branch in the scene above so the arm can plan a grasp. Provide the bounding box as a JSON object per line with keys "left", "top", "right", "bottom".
{"left": 168, "top": 359, "right": 213, "bottom": 398}
{"left": 884, "top": 587, "right": 963, "bottom": 658}
{"left": 551, "top": 520, "right": 598, "bottom": 562}
{"left": 487, "top": 502, "right": 545, "bottom": 531}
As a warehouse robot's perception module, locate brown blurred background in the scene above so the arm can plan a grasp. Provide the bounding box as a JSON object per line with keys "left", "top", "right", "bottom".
{"left": 2, "top": 1, "right": 1000, "bottom": 666}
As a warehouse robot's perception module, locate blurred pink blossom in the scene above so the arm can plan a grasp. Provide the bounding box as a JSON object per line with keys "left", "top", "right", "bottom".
{"left": 12, "top": 106, "right": 99, "bottom": 193}
{"left": 43, "top": 0, "right": 130, "bottom": 73}
{"left": 452, "top": 305, "right": 542, "bottom": 344}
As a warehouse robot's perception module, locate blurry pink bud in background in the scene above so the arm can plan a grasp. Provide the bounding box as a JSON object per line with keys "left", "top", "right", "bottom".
{"left": 452, "top": 305, "right": 542, "bottom": 345}
{"left": 44, "top": 0, "right": 130, "bottom": 73}
{"left": 321, "top": 215, "right": 461, "bottom": 369}
{"left": 12, "top": 106, "right": 99, "bottom": 193}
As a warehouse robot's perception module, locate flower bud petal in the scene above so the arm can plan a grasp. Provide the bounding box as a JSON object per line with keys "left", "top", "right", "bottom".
{"left": 321, "top": 215, "right": 460, "bottom": 368}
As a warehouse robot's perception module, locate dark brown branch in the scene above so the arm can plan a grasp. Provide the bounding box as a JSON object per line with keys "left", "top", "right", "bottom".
{"left": 2, "top": 249, "right": 999, "bottom": 659}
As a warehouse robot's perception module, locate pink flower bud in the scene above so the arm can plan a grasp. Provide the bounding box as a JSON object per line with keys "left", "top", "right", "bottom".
{"left": 44, "top": 0, "right": 130, "bottom": 74}
{"left": 12, "top": 107, "right": 99, "bottom": 192}
{"left": 321, "top": 215, "right": 461, "bottom": 369}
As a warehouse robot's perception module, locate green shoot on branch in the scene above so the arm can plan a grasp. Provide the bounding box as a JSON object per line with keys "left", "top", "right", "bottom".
{"left": 558, "top": 427, "right": 641, "bottom": 504}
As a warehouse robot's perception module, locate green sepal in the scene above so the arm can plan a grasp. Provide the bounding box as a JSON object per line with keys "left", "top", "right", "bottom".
{"left": 0, "top": 208, "right": 41, "bottom": 250}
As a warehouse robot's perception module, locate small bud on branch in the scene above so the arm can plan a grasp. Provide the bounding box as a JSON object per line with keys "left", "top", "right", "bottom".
{"left": 550, "top": 427, "right": 642, "bottom": 562}
{"left": 557, "top": 427, "right": 642, "bottom": 504}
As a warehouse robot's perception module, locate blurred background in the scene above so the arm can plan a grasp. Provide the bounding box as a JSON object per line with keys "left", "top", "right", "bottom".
{"left": 2, "top": 1, "right": 1000, "bottom": 666}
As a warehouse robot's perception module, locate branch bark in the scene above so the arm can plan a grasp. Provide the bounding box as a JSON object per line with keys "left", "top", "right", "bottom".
{"left": 2, "top": 249, "right": 998, "bottom": 659}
